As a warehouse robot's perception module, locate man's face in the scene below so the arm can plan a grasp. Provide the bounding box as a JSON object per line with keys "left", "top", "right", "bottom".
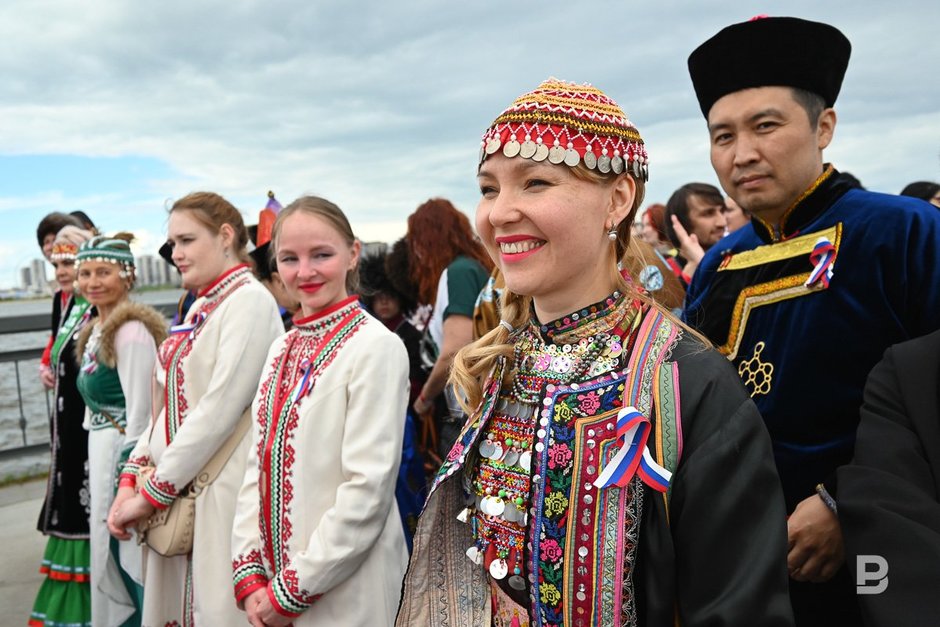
{"left": 685, "top": 193, "right": 727, "bottom": 249}
{"left": 707, "top": 86, "right": 834, "bottom": 225}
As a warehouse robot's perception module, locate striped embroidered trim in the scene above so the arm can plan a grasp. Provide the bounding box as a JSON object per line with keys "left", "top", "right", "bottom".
{"left": 233, "top": 550, "right": 268, "bottom": 602}
{"left": 268, "top": 568, "right": 321, "bottom": 618}
{"left": 163, "top": 268, "right": 252, "bottom": 444}
{"left": 260, "top": 303, "right": 367, "bottom": 576}
{"left": 719, "top": 224, "right": 841, "bottom": 271}
{"left": 140, "top": 474, "right": 178, "bottom": 509}
{"left": 121, "top": 454, "right": 151, "bottom": 478}
{"left": 719, "top": 273, "right": 821, "bottom": 360}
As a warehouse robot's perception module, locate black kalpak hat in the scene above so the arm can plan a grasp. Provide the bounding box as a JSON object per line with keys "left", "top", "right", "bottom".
{"left": 688, "top": 16, "right": 851, "bottom": 117}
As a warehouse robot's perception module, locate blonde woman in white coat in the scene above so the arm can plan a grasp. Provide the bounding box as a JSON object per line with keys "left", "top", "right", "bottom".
{"left": 108, "top": 192, "right": 283, "bottom": 625}
{"left": 231, "top": 196, "right": 409, "bottom": 626}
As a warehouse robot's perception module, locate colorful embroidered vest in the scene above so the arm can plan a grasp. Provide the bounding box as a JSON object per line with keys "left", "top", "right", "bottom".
{"left": 432, "top": 296, "right": 683, "bottom": 626}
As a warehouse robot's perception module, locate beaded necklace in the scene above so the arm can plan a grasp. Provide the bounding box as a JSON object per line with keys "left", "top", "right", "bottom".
{"left": 466, "top": 291, "right": 635, "bottom": 594}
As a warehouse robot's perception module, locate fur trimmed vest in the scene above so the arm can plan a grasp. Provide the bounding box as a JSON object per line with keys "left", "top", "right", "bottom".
{"left": 76, "top": 300, "right": 168, "bottom": 368}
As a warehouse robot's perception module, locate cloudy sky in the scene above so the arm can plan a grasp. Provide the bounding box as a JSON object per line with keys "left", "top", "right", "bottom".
{"left": 1, "top": 0, "right": 938, "bottom": 290}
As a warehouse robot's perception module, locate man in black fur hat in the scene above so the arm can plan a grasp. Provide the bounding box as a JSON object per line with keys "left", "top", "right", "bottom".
{"left": 683, "top": 16, "right": 940, "bottom": 625}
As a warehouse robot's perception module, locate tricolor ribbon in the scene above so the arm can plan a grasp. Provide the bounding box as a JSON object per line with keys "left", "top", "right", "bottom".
{"left": 593, "top": 406, "right": 672, "bottom": 492}
{"left": 289, "top": 359, "right": 314, "bottom": 405}
{"left": 805, "top": 237, "right": 836, "bottom": 288}
{"left": 169, "top": 311, "right": 208, "bottom": 340}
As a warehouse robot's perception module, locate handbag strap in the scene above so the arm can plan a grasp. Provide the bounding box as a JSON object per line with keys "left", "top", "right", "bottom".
{"left": 191, "top": 413, "right": 251, "bottom": 490}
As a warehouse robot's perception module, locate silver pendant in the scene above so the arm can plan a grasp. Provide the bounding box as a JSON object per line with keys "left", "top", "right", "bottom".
{"left": 519, "top": 451, "right": 532, "bottom": 472}
{"left": 488, "top": 497, "right": 506, "bottom": 517}
{"left": 583, "top": 150, "right": 597, "bottom": 169}
{"left": 509, "top": 575, "right": 526, "bottom": 590}
{"left": 520, "top": 141, "right": 537, "bottom": 159}
{"left": 533, "top": 144, "right": 550, "bottom": 162}
{"left": 485, "top": 138, "right": 501, "bottom": 155}
{"left": 503, "top": 139, "right": 521, "bottom": 158}
{"left": 489, "top": 558, "right": 509, "bottom": 579}
{"left": 564, "top": 148, "right": 580, "bottom": 167}
{"left": 597, "top": 155, "right": 611, "bottom": 173}
{"left": 479, "top": 440, "right": 496, "bottom": 458}
{"left": 611, "top": 155, "right": 624, "bottom": 174}
{"left": 503, "top": 449, "right": 520, "bottom": 467}
{"left": 466, "top": 545, "right": 482, "bottom": 564}
{"left": 489, "top": 442, "right": 504, "bottom": 460}
{"left": 548, "top": 145, "right": 566, "bottom": 164}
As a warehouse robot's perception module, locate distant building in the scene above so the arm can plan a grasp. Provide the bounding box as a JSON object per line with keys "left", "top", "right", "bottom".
{"left": 361, "top": 241, "right": 388, "bottom": 258}
{"left": 134, "top": 254, "right": 181, "bottom": 287}
{"left": 20, "top": 267, "right": 32, "bottom": 292}
{"left": 30, "top": 259, "right": 48, "bottom": 291}
{"left": 20, "top": 259, "right": 51, "bottom": 294}
{"left": 137, "top": 254, "right": 155, "bottom": 286}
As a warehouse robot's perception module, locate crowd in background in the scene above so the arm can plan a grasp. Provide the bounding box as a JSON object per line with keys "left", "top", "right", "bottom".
{"left": 24, "top": 13, "right": 940, "bottom": 627}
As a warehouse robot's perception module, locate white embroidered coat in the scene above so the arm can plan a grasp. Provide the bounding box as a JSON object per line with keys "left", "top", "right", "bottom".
{"left": 231, "top": 296, "right": 410, "bottom": 626}
{"left": 123, "top": 265, "right": 283, "bottom": 626}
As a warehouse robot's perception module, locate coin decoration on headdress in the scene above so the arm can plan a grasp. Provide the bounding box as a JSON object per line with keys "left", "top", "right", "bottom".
{"left": 479, "top": 78, "right": 649, "bottom": 181}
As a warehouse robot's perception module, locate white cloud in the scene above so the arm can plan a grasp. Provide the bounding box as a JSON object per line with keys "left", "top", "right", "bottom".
{"left": 0, "top": 0, "right": 938, "bottom": 289}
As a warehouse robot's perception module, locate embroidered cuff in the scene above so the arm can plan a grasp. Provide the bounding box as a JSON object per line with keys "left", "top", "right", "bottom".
{"left": 118, "top": 475, "right": 136, "bottom": 489}
{"left": 816, "top": 483, "right": 838, "bottom": 516}
{"left": 267, "top": 567, "right": 320, "bottom": 618}
{"left": 233, "top": 553, "right": 268, "bottom": 603}
{"left": 141, "top": 473, "right": 179, "bottom": 510}
{"left": 121, "top": 455, "right": 152, "bottom": 479}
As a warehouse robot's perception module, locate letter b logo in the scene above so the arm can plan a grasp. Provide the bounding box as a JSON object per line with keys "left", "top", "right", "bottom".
{"left": 856, "top": 555, "right": 888, "bottom": 595}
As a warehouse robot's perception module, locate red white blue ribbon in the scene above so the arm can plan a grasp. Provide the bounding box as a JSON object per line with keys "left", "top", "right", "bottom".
{"left": 593, "top": 405, "right": 672, "bottom": 492}
{"left": 290, "top": 359, "right": 314, "bottom": 405}
{"left": 805, "top": 236, "right": 836, "bottom": 288}
{"left": 169, "top": 311, "right": 208, "bottom": 340}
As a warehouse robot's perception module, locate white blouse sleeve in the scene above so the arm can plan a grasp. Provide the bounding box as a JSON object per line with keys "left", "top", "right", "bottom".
{"left": 114, "top": 321, "right": 158, "bottom": 451}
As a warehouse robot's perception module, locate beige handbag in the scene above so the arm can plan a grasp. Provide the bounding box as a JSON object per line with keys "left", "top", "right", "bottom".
{"left": 136, "top": 415, "right": 251, "bottom": 557}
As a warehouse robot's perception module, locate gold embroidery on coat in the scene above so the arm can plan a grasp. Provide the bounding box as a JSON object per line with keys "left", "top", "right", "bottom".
{"left": 738, "top": 342, "right": 774, "bottom": 397}
{"left": 719, "top": 224, "right": 841, "bottom": 271}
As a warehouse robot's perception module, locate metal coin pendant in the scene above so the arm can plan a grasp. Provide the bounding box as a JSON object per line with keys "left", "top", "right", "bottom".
{"left": 489, "top": 497, "right": 506, "bottom": 517}
{"left": 519, "top": 451, "right": 532, "bottom": 472}
{"left": 485, "top": 138, "right": 501, "bottom": 155}
{"left": 489, "top": 442, "right": 504, "bottom": 460}
{"left": 502, "top": 503, "right": 518, "bottom": 523}
{"left": 520, "top": 140, "right": 537, "bottom": 159}
{"left": 564, "top": 148, "right": 580, "bottom": 167}
{"left": 548, "top": 145, "right": 566, "bottom": 164}
{"left": 503, "top": 140, "right": 521, "bottom": 158}
{"left": 489, "top": 558, "right": 509, "bottom": 580}
{"left": 503, "top": 449, "right": 520, "bottom": 467}
{"left": 611, "top": 155, "right": 624, "bottom": 174}
{"left": 597, "top": 155, "right": 612, "bottom": 173}
{"left": 533, "top": 144, "right": 550, "bottom": 162}
{"left": 479, "top": 440, "right": 496, "bottom": 459}
{"left": 632, "top": 160, "right": 640, "bottom": 177}
{"left": 509, "top": 575, "right": 526, "bottom": 590}
{"left": 478, "top": 146, "right": 485, "bottom": 164}
{"left": 583, "top": 151, "right": 597, "bottom": 169}
{"left": 466, "top": 545, "right": 482, "bottom": 564}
